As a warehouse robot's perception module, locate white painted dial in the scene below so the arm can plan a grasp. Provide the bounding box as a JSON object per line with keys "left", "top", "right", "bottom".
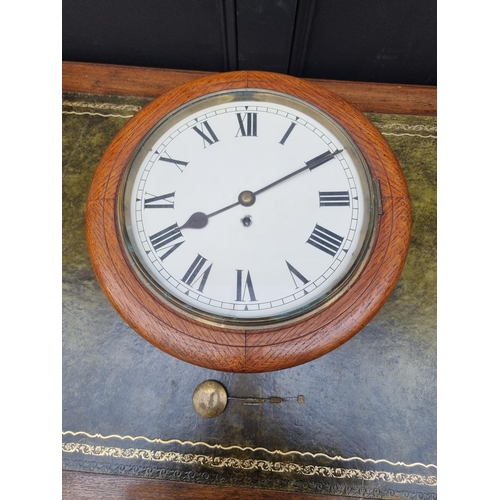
{"left": 122, "top": 90, "right": 376, "bottom": 324}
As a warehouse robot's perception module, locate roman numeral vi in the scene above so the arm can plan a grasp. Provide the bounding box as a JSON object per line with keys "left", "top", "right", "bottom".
{"left": 235, "top": 270, "right": 257, "bottom": 302}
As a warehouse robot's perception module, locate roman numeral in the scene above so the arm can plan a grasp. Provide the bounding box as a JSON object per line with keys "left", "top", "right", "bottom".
{"left": 158, "top": 155, "right": 189, "bottom": 172}
{"left": 285, "top": 261, "right": 309, "bottom": 288}
{"left": 279, "top": 122, "right": 296, "bottom": 145}
{"left": 306, "top": 224, "right": 344, "bottom": 257}
{"left": 181, "top": 254, "right": 212, "bottom": 293}
{"left": 144, "top": 192, "right": 175, "bottom": 209}
{"left": 235, "top": 270, "right": 257, "bottom": 302}
{"left": 319, "top": 191, "right": 350, "bottom": 207}
{"left": 193, "top": 120, "right": 219, "bottom": 147}
{"left": 236, "top": 112, "right": 257, "bottom": 137}
{"left": 149, "top": 223, "right": 184, "bottom": 261}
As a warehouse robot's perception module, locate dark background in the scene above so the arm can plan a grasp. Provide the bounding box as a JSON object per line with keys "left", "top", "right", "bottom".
{"left": 62, "top": 0, "right": 436, "bottom": 86}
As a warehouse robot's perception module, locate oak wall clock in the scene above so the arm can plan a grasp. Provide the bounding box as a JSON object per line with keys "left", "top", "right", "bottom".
{"left": 86, "top": 71, "right": 411, "bottom": 373}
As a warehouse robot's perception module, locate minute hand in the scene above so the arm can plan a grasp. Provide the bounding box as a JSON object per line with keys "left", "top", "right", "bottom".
{"left": 253, "top": 149, "right": 343, "bottom": 197}
{"left": 179, "top": 149, "right": 343, "bottom": 230}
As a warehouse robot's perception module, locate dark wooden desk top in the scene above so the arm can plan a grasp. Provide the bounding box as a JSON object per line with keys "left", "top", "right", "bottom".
{"left": 62, "top": 62, "right": 436, "bottom": 500}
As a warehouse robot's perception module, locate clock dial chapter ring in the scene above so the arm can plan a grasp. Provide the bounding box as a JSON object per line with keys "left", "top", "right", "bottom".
{"left": 86, "top": 70, "right": 411, "bottom": 372}
{"left": 121, "top": 91, "right": 375, "bottom": 326}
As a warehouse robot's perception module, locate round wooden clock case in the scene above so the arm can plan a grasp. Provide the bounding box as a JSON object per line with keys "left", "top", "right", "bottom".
{"left": 86, "top": 71, "right": 411, "bottom": 373}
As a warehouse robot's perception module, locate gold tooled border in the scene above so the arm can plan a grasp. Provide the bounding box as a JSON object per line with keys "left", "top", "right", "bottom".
{"left": 62, "top": 101, "right": 438, "bottom": 139}
{"left": 62, "top": 431, "right": 437, "bottom": 487}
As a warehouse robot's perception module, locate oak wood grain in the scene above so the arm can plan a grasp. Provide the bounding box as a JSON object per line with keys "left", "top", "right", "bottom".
{"left": 63, "top": 61, "right": 436, "bottom": 116}
{"left": 86, "top": 70, "right": 411, "bottom": 373}
{"left": 62, "top": 470, "right": 368, "bottom": 500}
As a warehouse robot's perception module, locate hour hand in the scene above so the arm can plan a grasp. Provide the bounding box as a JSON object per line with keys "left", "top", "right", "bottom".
{"left": 179, "top": 196, "right": 244, "bottom": 230}
{"left": 179, "top": 212, "right": 209, "bottom": 230}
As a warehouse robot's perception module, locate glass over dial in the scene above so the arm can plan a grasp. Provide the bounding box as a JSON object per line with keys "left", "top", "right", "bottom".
{"left": 121, "top": 90, "right": 377, "bottom": 325}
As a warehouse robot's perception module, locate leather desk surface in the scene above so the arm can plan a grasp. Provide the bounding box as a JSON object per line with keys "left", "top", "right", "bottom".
{"left": 62, "top": 91, "right": 436, "bottom": 499}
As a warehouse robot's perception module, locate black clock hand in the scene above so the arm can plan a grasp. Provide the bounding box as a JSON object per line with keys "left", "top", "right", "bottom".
{"left": 179, "top": 194, "right": 248, "bottom": 230}
{"left": 253, "top": 149, "right": 342, "bottom": 196}
{"left": 180, "top": 149, "right": 343, "bottom": 230}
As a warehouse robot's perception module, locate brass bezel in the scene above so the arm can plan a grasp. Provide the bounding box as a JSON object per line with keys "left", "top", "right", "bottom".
{"left": 119, "top": 89, "right": 379, "bottom": 330}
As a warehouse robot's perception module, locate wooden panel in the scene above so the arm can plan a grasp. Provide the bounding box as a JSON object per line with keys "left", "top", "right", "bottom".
{"left": 62, "top": 470, "right": 367, "bottom": 500}
{"left": 300, "top": 0, "right": 437, "bottom": 85}
{"left": 236, "top": 0, "right": 297, "bottom": 73}
{"left": 62, "top": 0, "right": 436, "bottom": 85}
{"left": 62, "top": 0, "right": 230, "bottom": 72}
{"left": 287, "top": 0, "right": 317, "bottom": 75}
{"left": 62, "top": 62, "right": 436, "bottom": 115}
